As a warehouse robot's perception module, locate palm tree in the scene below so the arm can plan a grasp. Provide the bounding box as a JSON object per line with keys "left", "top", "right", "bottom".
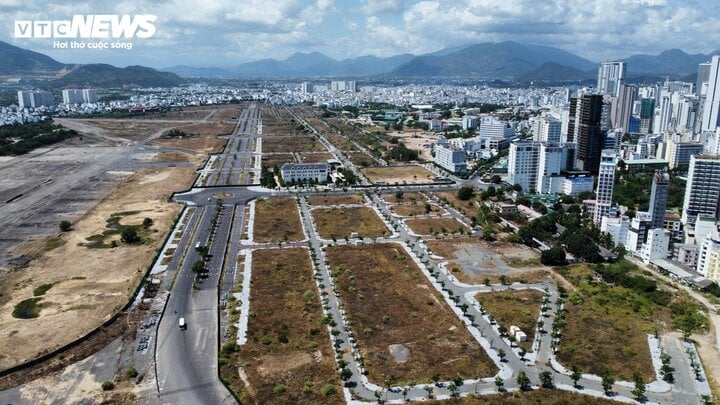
{"left": 423, "top": 385, "right": 433, "bottom": 399}
{"left": 494, "top": 376, "right": 504, "bottom": 391}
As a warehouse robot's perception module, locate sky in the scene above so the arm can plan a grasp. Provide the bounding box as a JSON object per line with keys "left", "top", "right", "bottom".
{"left": 1, "top": 0, "right": 719, "bottom": 68}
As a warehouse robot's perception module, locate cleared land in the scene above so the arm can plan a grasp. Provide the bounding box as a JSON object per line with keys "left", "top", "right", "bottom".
{"left": 263, "top": 136, "right": 327, "bottom": 153}
{"left": 229, "top": 248, "right": 342, "bottom": 404}
{"left": 253, "top": 198, "right": 304, "bottom": 243}
{"left": 312, "top": 207, "right": 389, "bottom": 240}
{"left": 261, "top": 153, "right": 295, "bottom": 169}
{"left": 298, "top": 152, "right": 334, "bottom": 163}
{"left": 326, "top": 244, "right": 497, "bottom": 385}
{"left": 361, "top": 166, "right": 436, "bottom": 184}
{"left": 389, "top": 203, "right": 442, "bottom": 217}
{"left": 346, "top": 152, "right": 375, "bottom": 167}
{"left": 405, "top": 217, "right": 468, "bottom": 236}
{"left": 435, "top": 191, "right": 479, "bottom": 219}
{"left": 387, "top": 130, "right": 437, "bottom": 161}
{"left": 151, "top": 122, "right": 232, "bottom": 153}
{"left": 81, "top": 120, "right": 172, "bottom": 141}
{"left": 382, "top": 192, "right": 427, "bottom": 204}
{"left": 476, "top": 289, "right": 543, "bottom": 351}
{"left": 306, "top": 194, "right": 364, "bottom": 206}
{"left": 0, "top": 166, "right": 194, "bottom": 370}
{"left": 555, "top": 264, "right": 661, "bottom": 381}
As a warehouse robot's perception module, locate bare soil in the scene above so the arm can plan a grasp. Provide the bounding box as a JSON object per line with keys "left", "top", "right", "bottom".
{"left": 312, "top": 207, "right": 390, "bottom": 240}
{"left": 252, "top": 198, "right": 304, "bottom": 243}
{"left": 361, "top": 166, "right": 436, "bottom": 184}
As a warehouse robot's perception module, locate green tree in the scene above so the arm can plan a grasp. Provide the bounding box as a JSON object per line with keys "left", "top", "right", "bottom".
{"left": 497, "top": 348, "right": 506, "bottom": 362}
{"left": 601, "top": 368, "right": 615, "bottom": 395}
{"left": 457, "top": 186, "right": 474, "bottom": 201}
{"left": 59, "top": 220, "right": 72, "bottom": 232}
{"left": 541, "top": 247, "right": 567, "bottom": 266}
{"left": 142, "top": 217, "right": 154, "bottom": 227}
{"left": 320, "top": 383, "right": 336, "bottom": 396}
{"left": 632, "top": 372, "right": 646, "bottom": 401}
{"left": 120, "top": 227, "right": 140, "bottom": 244}
{"left": 447, "top": 382, "right": 458, "bottom": 397}
{"left": 125, "top": 366, "right": 138, "bottom": 379}
{"left": 539, "top": 370, "right": 554, "bottom": 388}
{"left": 423, "top": 385, "right": 433, "bottom": 398}
{"left": 192, "top": 260, "right": 205, "bottom": 273}
{"left": 431, "top": 373, "right": 441, "bottom": 385}
{"left": 494, "top": 375, "right": 504, "bottom": 391}
{"left": 491, "top": 175, "right": 502, "bottom": 184}
{"left": 101, "top": 380, "right": 115, "bottom": 391}
{"left": 516, "top": 371, "right": 531, "bottom": 390}
{"left": 570, "top": 365, "right": 582, "bottom": 387}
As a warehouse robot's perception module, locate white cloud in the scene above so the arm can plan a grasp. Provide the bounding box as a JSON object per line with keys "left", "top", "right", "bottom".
{"left": 363, "top": 0, "right": 404, "bottom": 14}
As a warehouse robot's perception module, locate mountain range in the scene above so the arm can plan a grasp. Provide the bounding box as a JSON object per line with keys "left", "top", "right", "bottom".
{"left": 1, "top": 39, "right": 718, "bottom": 86}
{"left": 0, "top": 40, "right": 183, "bottom": 87}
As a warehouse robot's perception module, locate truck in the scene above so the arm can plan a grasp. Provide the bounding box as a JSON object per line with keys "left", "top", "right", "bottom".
{"left": 179, "top": 317, "right": 186, "bottom": 330}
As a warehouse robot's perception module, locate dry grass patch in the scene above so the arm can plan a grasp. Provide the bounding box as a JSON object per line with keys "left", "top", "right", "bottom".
{"left": 361, "top": 166, "right": 436, "bottom": 184}
{"left": 227, "top": 248, "right": 342, "bottom": 404}
{"left": 346, "top": 152, "right": 374, "bottom": 166}
{"left": 476, "top": 289, "right": 543, "bottom": 351}
{"left": 435, "top": 192, "right": 479, "bottom": 219}
{"left": 253, "top": 198, "right": 304, "bottom": 243}
{"left": 382, "top": 192, "right": 426, "bottom": 204}
{"left": 312, "top": 207, "right": 389, "bottom": 240}
{"left": 263, "top": 136, "right": 327, "bottom": 153}
{"left": 297, "top": 152, "right": 335, "bottom": 163}
{"left": 405, "top": 218, "right": 468, "bottom": 236}
{"left": 390, "top": 204, "right": 441, "bottom": 217}
{"left": 326, "top": 243, "right": 497, "bottom": 385}
{"left": 427, "top": 390, "right": 616, "bottom": 404}
{"left": 0, "top": 167, "right": 194, "bottom": 370}
{"left": 261, "top": 153, "right": 295, "bottom": 169}
{"left": 307, "top": 194, "right": 364, "bottom": 206}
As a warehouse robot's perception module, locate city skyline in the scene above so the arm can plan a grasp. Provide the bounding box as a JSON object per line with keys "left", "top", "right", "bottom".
{"left": 0, "top": 0, "right": 719, "bottom": 68}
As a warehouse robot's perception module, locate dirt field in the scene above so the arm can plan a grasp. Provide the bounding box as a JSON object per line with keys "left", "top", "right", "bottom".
{"left": 263, "top": 136, "right": 328, "bottom": 153}
{"left": 382, "top": 192, "right": 427, "bottom": 204}
{"left": 312, "top": 207, "right": 389, "bottom": 239}
{"left": 253, "top": 198, "right": 304, "bottom": 243}
{"left": 325, "top": 243, "right": 497, "bottom": 385}
{"left": 435, "top": 191, "right": 479, "bottom": 219}
{"left": 361, "top": 166, "right": 436, "bottom": 184}
{"left": 0, "top": 167, "right": 194, "bottom": 370}
{"left": 346, "top": 152, "right": 375, "bottom": 167}
{"left": 151, "top": 122, "right": 232, "bottom": 154}
{"left": 151, "top": 151, "right": 205, "bottom": 167}
{"left": 261, "top": 153, "right": 295, "bottom": 169}
{"left": 390, "top": 204, "right": 442, "bottom": 217}
{"left": 306, "top": 194, "right": 364, "bottom": 206}
{"left": 476, "top": 290, "right": 543, "bottom": 351}
{"left": 297, "top": 152, "right": 335, "bottom": 163}
{"left": 232, "top": 248, "right": 343, "bottom": 404}
{"left": 405, "top": 218, "right": 468, "bottom": 235}
{"left": 426, "top": 390, "right": 616, "bottom": 404}
{"left": 387, "top": 130, "right": 438, "bottom": 161}
{"left": 81, "top": 121, "right": 173, "bottom": 141}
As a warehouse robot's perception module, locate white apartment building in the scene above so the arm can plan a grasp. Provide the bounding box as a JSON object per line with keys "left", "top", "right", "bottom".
{"left": 593, "top": 149, "right": 617, "bottom": 225}
{"left": 435, "top": 143, "right": 467, "bottom": 173}
{"left": 639, "top": 229, "right": 670, "bottom": 263}
{"left": 698, "top": 236, "right": 720, "bottom": 281}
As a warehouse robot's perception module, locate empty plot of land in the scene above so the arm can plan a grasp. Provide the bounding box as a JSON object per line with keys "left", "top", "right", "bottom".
{"left": 0, "top": 166, "right": 194, "bottom": 370}
{"left": 387, "top": 130, "right": 438, "bottom": 161}
{"left": 151, "top": 122, "right": 233, "bottom": 153}
{"left": 81, "top": 120, "right": 172, "bottom": 141}
{"left": 326, "top": 244, "right": 497, "bottom": 384}
{"left": 346, "top": 152, "right": 375, "bottom": 167}
{"left": 434, "top": 192, "right": 479, "bottom": 219}
{"left": 233, "top": 248, "right": 342, "bottom": 404}
{"left": 382, "top": 192, "right": 427, "bottom": 204}
{"left": 253, "top": 198, "right": 304, "bottom": 243}
{"left": 390, "top": 203, "right": 442, "bottom": 217}
{"left": 263, "top": 136, "right": 327, "bottom": 153}
{"left": 476, "top": 289, "right": 543, "bottom": 351}
{"left": 362, "top": 166, "right": 436, "bottom": 184}
{"left": 261, "top": 153, "right": 295, "bottom": 169}
{"left": 297, "top": 152, "right": 334, "bottom": 163}
{"left": 306, "top": 194, "right": 364, "bottom": 206}
{"left": 405, "top": 217, "right": 468, "bottom": 236}
{"left": 312, "top": 207, "right": 389, "bottom": 240}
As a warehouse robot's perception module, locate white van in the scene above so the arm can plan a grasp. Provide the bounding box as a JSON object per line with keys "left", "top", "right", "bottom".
{"left": 179, "top": 317, "right": 186, "bottom": 330}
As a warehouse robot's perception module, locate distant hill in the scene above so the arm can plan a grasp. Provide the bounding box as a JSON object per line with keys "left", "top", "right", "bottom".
{"left": 621, "top": 49, "right": 715, "bottom": 76}
{"left": 51, "top": 64, "right": 184, "bottom": 88}
{"left": 161, "top": 65, "right": 235, "bottom": 79}
{"left": 518, "top": 62, "right": 595, "bottom": 83}
{"left": 390, "top": 41, "right": 596, "bottom": 79}
{"left": 0, "top": 41, "right": 66, "bottom": 76}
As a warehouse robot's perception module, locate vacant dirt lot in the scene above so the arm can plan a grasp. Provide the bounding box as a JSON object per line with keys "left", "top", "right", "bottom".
{"left": 297, "top": 152, "right": 334, "bottom": 163}
{"left": 389, "top": 203, "right": 441, "bottom": 217}
{"left": 234, "top": 248, "right": 342, "bottom": 404}
{"left": 312, "top": 207, "right": 389, "bottom": 240}
{"left": 435, "top": 191, "right": 479, "bottom": 219}
{"left": 306, "top": 194, "right": 364, "bottom": 206}
{"left": 81, "top": 120, "right": 172, "bottom": 142}
{"left": 476, "top": 289, "right": 543, "bottom": 351}
{"left": 387, "top": 130, "right": 437, "bottom": 161}
{"left": 382, "top": 192, "right": 427, "bottom": 204}
{"left": 263, "top": 136, "right": 327, "bottom": 153}
{"left": 253, "top": 198, "right": 304, "bottom": 243}
{"left": 405, "top": 218, "right": 468, "bottom": 235}
{"left": 261, "top": 153, "right": 295, "bottom": 169}
{"left": 0, "top": 166, "right": 194, "bottom": 370}
{"left": 362, "top": 166, "right": 436, "bottom": 184}
{"left": 346, "top": 152, "right": 375, "bottom": 167}
{"left": 151, "top": 122, "right": 232, "bottom": 154}
{"left": 325, "top": 243, "right": 497, "bottom": 385}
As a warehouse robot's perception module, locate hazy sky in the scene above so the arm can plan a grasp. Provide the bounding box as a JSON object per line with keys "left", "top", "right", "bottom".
{"left": 1, "top": 0, "right": 719, "bottom": 68}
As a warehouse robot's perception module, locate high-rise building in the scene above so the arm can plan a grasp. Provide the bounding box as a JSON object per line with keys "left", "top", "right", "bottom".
{"left": 330, "top": 80, "right": 356, "bottom": 92}
{"left": 62, "top": 89, "right": 97, "bottom": 104}
{"left": 434, "top": 143, "right": 467, "bottom": 174}
{"left": 702, "top": 55, "right": 720, "bottom": 132}
{"left": 648, "top": 171, "right": 669, "bottom": 230}
{"left": 17, "top": 90, "right": 54, "bottom": 108}
{"left": 610, "top": 84, "right": 637, "bottom": 133}
{"left": 301, "top": 81, "right": 313, "bottom": 94}
{"left": 639, "top": 98, "right": 655, "bottom": 134}
{"left": 682, "top": 155, "right": 720, "bottom": 224}
{"left": 508, "top": 140, "right": 540, "bottom": 193}
{"left": 82, "top": 89, "right": 97, "bottom": 103}
{"left": 597, "top": 61, "right": 627, "bottom": 97}
{"left": 508, "top": 140, "right": 576, "bottom": 194}
{"left": 533, "top": 116, "right": 561, "bottom": 143}
{"left": 568, "top": 94, "right": 605, "bottom": 173}
{"left": 593, "top": 149, "right": 617, "bottom": 225}
{"left": 665, "top": 139, "right": 705, "bottom": 169}
{"left": 698, "top": 62, "right": 712, "bottom": 96}
{"left": 697, "top": 236, "right": 720, "bottom": 281}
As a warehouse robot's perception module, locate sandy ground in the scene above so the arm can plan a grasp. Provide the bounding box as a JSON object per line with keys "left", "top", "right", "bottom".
{"left": 0, "top": 166, "right": 195, "bottom": 370}
{"left": 387, "top": 130, "right": 438, "bottom": 161}
{"left": 361, "top": 165, "right": 436, "bottom": 184}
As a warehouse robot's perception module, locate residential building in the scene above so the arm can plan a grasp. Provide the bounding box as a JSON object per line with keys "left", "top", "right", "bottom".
{"left": 697, "top": 236, "right": 720, "bottom": 281}
{"left": 62, "top": 89, "right": 97, "bottom": 104}
{"left": 610, "top": 84, "right": 637, "bottom": 133}
{"left": 562, "top": 176, "right": 594, "bottom": 196}
{"left": 665, "top": 139, "right": 704, "bottom": 169}
{"left": 508, "top": 140, "right": 539, "bottom": 192}
{"left": 82, "top": 89, "right": 98, "bottom": 103}
{"left": 301, "top": 82, "right": 313, "bottom": 94}
{"left": 648, "top": 171, "right": 669, "bottom": 230}
{"left": 639, "top": 98, "right": 655, "bottom": 134}
{"left": 280, "top": 162, "right": 329, "bottom": 184}
{"left": 702, "top": 55, "right": 720, "bottom": 132}
{"left": 462, "top": 115, "right": 478, "bottom": 130}
{"left": 593, "top": 149, "right": 617, "bottom": 225}
{"left": 627, "top": 212, "right": 652, "bottom": 253}
{"left": 17, "top": 90, "right": 54, "bottom": 108}
{"left": 568, "top": 93, "right": 605, "bottom": 173}
{"left": 681, "top": 155, "right": 720, "bottom": 224}
{"left": 597, "top": 61, "right": 627, "bottom": 97}
{"left": 639, "top": 229, "right": 670, "bottom": 263}
{"left": 601, "top": 216, "right": 630, "bottom": 247}
{"left": 330, "top": 80, "right": 356, "bottom": 92}
{"left": 533, "top": 116, "right": 562, "bottom": 143}
{"left": 479, "top": 117, "right": 515, "bottom": 139}
{"left": 434, "top": 143, "right": 467, "bottom": 174}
